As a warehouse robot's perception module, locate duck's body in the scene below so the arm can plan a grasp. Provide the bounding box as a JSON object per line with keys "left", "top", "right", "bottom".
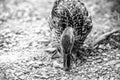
{"left": 49, "top": 0, "right": 93, "bottom": 71}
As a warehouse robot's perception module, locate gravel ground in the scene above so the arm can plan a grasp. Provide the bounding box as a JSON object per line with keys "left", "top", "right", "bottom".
{"left": 0, "top": 0, "right": 120, "bottom": 80}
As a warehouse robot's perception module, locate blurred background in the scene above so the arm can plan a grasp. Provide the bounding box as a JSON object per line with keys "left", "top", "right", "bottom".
{"left": 0, "top": 0, "right": 120, "bottom": 44}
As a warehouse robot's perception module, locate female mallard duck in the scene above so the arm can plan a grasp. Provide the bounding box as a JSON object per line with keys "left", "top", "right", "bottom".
{"left": 49, "top": 0, "right": 93, "bottom": 71}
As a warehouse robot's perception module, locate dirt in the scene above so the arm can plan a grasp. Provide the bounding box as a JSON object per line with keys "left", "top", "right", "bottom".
{"left": 0, "top": 0, "right": 120, "bottom": 80}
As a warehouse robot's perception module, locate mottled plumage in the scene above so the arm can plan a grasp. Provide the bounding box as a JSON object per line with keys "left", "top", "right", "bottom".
{"left": 49, "top": 0, "right": 93, "bottom": 71}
